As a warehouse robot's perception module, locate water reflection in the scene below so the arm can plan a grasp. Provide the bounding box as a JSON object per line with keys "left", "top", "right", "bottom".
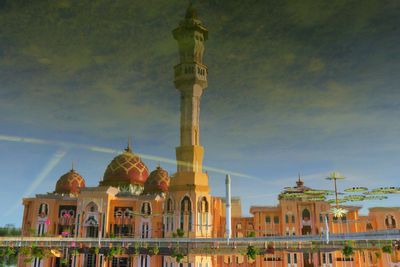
{"left": 12, "top": 250, "right": 400, "bottom": 266}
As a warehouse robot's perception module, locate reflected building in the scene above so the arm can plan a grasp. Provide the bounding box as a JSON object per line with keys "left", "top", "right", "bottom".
{"left": 18, "top": 3, "right": 400, "bottom": 267}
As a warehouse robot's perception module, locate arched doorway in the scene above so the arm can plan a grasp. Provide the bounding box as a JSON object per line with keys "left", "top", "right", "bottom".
{"left": 301, "top": 208, "right": 312, "bottom": 235}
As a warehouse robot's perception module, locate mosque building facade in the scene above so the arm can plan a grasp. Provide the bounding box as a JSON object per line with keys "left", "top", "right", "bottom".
{"left": 18, "top": 4, "right": 400, "bottom": 267}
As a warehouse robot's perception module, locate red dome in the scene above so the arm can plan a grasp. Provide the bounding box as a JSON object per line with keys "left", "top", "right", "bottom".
{"left": 55, "top": 169, "right": 85, "bottom": 194}
{"left": 101, "top": 147, "right": 149, "bottom": 187}
{"left": 144, "top": 166, "right": 170, "bottom": 193}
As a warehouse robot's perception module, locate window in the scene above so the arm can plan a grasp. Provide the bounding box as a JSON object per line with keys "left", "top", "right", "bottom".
{"left": 320, "top": 214, "right": 323, "bottom": 223}
{"left": 287, "top": 253, "right": 291, "bottom": 264}
{"left": 85, "top": 254, "right": 97, "bottom": 267}
{"left": 200, "top": 197, "right": 208, "bottom": 212}
{"left": 292, "top": 215, "right": 295, "bottom": 223}
{"left": 167, "top": 199, "right": 173, "bottom": 213}
{"left": 341, "top": 216, "right": 347, "bottom": 222}
{"left": 38, "top": 203, "right": 49, "bottom": 217}
{"left": 294, "top": 253, "right": 297, "bottom": 263}
{"left": 273, "top": 216, "right": 279, "bottom": 224}
{"left": 329, "top": 253, "right": 332, "bottom": 264}
{"left": 87, "top": 226, "right": 98, "bottom": 238}
{"left": 265, "top": 216, "right": 271, "bottom": 223}
{"left": 285, "top": 215, "right": 289, "bottom": 223}
{"left": 141, "top": 202, "right": 151, "bottom": 215}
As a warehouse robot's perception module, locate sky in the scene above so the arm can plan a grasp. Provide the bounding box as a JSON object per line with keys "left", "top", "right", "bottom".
{"left": 0, "top": 0, "right": 399, "bottom": 226}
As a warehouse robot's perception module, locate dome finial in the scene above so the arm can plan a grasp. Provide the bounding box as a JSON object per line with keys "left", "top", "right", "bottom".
{"left": 71, "top": 160, "right": 75, "bottom": 172}
{"left": 125, "top": 137, "right": 132, "bottom": 152}
{"left": 158, "top": 161, "right": 161, "bottom": 168}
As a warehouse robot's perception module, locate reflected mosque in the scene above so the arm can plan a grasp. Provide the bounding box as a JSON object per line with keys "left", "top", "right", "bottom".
{"left": 19, "top": 4, "right": 400, "bottom": 267}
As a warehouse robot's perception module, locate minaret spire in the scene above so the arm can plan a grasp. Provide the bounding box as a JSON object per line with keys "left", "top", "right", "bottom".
{"left": 296, "top": 171, "right": 304, "bottom": 187}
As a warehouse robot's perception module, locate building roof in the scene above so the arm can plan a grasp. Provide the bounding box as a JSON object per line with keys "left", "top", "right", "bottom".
{"left": 250, "top": 206, "right": 280, "bottom": 214}
{"left": 369, "top": 207, "right": 400, "bottom": 212}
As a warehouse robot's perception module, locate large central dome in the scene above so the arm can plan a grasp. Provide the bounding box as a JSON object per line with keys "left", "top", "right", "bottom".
{"left": 100, "top": 143, "right": 149, "bottom": 193}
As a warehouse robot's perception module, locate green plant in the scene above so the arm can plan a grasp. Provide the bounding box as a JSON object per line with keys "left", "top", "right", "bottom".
{"left": 71, "top": 249, "right": 79, "bottom": 256}
{"left": 171, "top": 252, "right": 185, "bottom": 263}
{"left": 176, "top": 228, "right": 184, "bottom": 237}
{"left": 60, "top": 258, "right": 68, "bottom": 264}
{"left": 89, "top": 247, "right": 99, "bottom": 255}
{"left": 246, "top": 245, "right": 258, "bottom": 260}
{"left": 134, "top": 242, "right": 141, "bottom": 255}
{"left": 375, "top": 251, "right": 382, "bottom": 259}
{"left": 110, "top": 233, "right": 116, "bottom": 238}
{"left": 247, "top": 231, "right": 256, "bottom": 237}
{"left": 28, "top": 228, "right": 36, "bottom": 235}
{"left": 0, "top": 247, "right": 16, "bottom": 257}
{"left": 107, "top": 246, "right": 124, "bottom": 259}
{"left": 342, "top": 245, "right": 354, "bottom": 257}
{"left": 19, "top": 246, "right": 31, "bottom": 257}
{"left": 31, "top": 247, "right": 46, "bottom": 259}
{"left": 149, "top": 244, "right": 159, "bottom": 255}
{"left": 24, "top": 258, "right": 33, "bottom": 264}
{"left": 172, "top": 232, "right": 177, "bottom": 238}
{"left": 382, "top": 245, "right": 392, "bottom": 254}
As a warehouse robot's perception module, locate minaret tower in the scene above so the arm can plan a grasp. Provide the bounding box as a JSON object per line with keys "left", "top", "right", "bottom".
{"left": 170, "top": 4, "right": 209, "bottom": 193}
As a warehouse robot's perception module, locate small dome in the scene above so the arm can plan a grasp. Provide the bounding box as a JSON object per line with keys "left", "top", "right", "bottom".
{"left": 144, "top": 165, "right": 170, "bottom": 193}
{"left": 55, "top": 168, "right": 85, "bottom": 194}
{"left": 101, "top": 144, "right": 149, "bottom": 188}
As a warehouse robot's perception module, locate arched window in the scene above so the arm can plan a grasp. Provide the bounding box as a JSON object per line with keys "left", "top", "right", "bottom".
{"left": 181, "top": 196, "right": 192, "bottom": 213}
{"left": 180, "top": 196, "right": 192, "bottom": 231}
{"left": 199, "top": 197, "right": 208, "bottom": 212}
{"left": 38, "top": 203, "right": 48, "bottom": 217}
{"left": 302, "top": 209, "right": 311, "bottom": 220}
{"left": 265, "top": 216, "right": 271, "bottom": 223}
{"left": 141, "top": 202, "right": 151, "bottom": 215}
{"left": 385, "top": 214, "right": 397, "bottom": 229}
{"left": 87, "top": 202, "right": 98, "bottom": 213}
{"left": 167, "top": 198, "right": 173, "bottom": 213}
{"left": 285, "top": 215, "right": 289, "bottom": 223}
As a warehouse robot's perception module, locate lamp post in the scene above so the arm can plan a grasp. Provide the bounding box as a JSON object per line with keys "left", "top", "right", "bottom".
{"left": 225, "top": 174, "right": 232, "bottom": 244}
{"left": 325, "top": 172, "right": 348, "bottom": 218}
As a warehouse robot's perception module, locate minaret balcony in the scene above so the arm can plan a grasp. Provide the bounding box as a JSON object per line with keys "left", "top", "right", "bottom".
{"left": 174, "top": 63, "right": 207, "bottom": 88}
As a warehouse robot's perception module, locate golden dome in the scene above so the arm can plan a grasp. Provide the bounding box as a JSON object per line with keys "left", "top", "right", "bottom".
{"left": 144, "top": 165, "right": 170, "bottom": 193}
{"left": 55, "top": 167, "right": 85, "bottom": 194}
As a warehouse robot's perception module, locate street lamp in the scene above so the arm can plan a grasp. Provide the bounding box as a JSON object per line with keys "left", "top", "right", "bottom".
{"left": 326, "top": 172, "right": 348, "bottom": 218}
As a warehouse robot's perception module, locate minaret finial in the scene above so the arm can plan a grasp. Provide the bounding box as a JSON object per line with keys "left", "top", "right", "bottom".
{"left": 125, "top": 137, "right": 132, "bottom": 152}
{"left": 296, "top": 171, "right": 304, "bottom": 187}
{"left": 185, "top": 2, "right": 198, "bottom": 19}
